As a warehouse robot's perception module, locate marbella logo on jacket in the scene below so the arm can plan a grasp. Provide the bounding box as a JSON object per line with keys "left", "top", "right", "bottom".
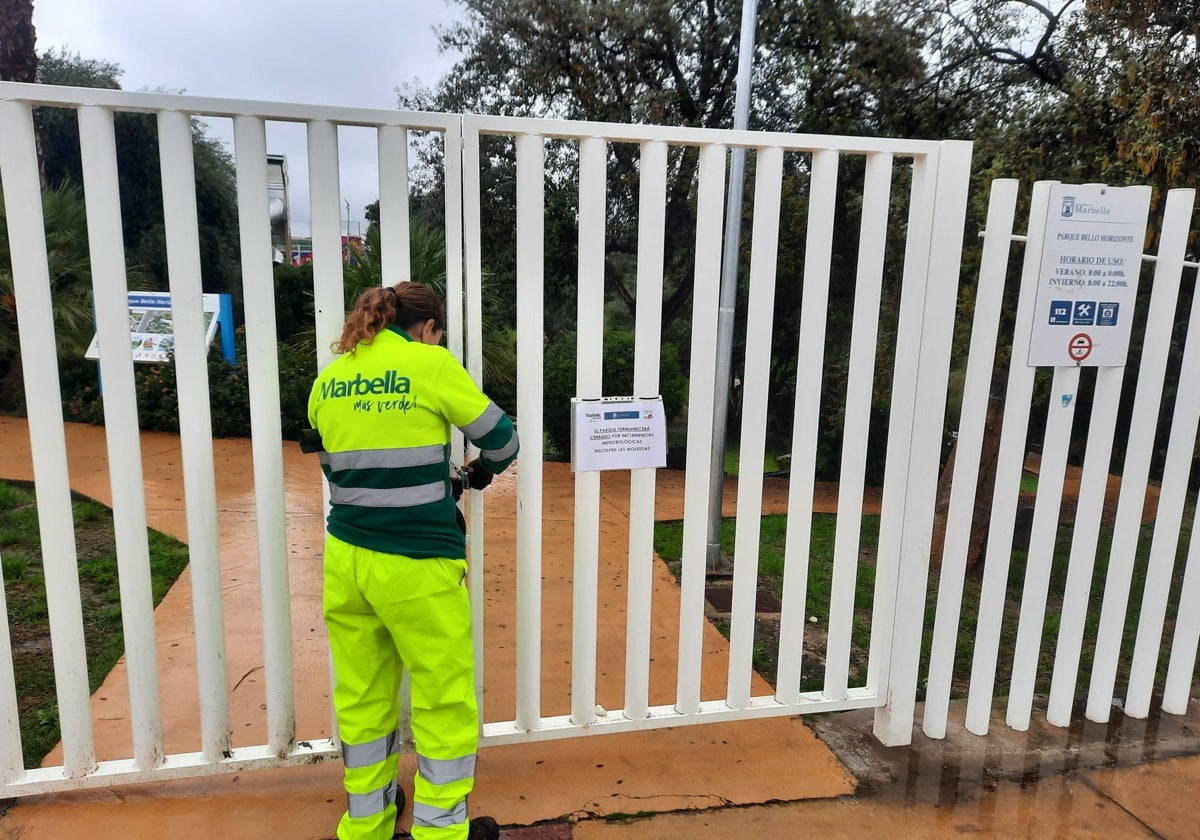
{"left": 320, "top": 370, "right": 412, "bottom": 400}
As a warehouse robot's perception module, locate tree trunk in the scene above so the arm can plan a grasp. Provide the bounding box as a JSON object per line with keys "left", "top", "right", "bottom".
{"left": 0, "top": 0, "right": 45, "bottom": 187}
{"left": 0, "top": 351, "right": 23, "bottom": 409}
{"left": 929, "top": 368, "right": 1008, "bottom": 571}
{"left": 0, "top": 2, "right": 38, "bottom": 83}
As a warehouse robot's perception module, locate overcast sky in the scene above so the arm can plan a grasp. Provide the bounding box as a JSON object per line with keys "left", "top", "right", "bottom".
{"left": 34, "top": 0, "right": 465, "bottom": 237}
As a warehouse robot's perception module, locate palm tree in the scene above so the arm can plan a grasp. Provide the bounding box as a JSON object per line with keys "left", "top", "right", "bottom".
{"left": 303, "top": 222, "right": 517, "bottom": 390}
{"left": 0, "top": 185, "right": 97, "bottom": 406}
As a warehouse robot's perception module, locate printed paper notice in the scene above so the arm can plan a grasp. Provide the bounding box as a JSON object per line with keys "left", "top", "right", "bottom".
{"left": 1027, "top": 184, "right": 1150, "bottom": 367}
{"left": 571, "top": 397, "right": 667, "bottom": 472}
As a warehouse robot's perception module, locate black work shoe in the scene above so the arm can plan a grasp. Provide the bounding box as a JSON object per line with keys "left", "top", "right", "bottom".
{"left": 468, "top": 815, "right": 500, "bottom": 840}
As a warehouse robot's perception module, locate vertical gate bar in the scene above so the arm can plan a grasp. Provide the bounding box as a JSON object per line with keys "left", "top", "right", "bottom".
{"left": 79, "top": 105, "right": 164, "bottom": 768}
{"left": 923, "top": 179, "right": 1019, "bottom": 738}
{"left": 1005, "top": 364, "right": 1081, "bottom": 730}
{"left": 862, "top": 154, "right": 933, "bottom": 702}
{"left": 1128, "top": 194, "right": 1199, "bottom": 717}
{"left": 625, "top": 139, "right": 667, "bottom": 717}
{"left": 515, "top": 131, "right": 545, "bottom": 731}
{"left": 1086, "top": 185, "right": 1182, "bottom": 723}
{"left": 442, "top": 121, "right": 466, "bottom": 462}
{"left": 0, "top": 553, "right": 22, "bottom": 781}
{"left": 1163, "top": 500, "right": 1200, "bottom": 713}
{"left": 307, "top": 119, "right": 344, "bottom": 741}
{"left": 774, "top": 149, "right": 838, "bottom": 705}
{"left": 440, "top": 121, "right": 466, "bottom": 740}
{"left": 964, "top": 181, "right": 1056, "bottom": 735}
{"left": 676, "top": 143, "right": 728, "bottom": 714}
{"left": 308, "top": 120, "right": 346, "bottom": 371}
{"left": 873, "top": 140, "right": 972, "bottom": 746}
{"left": 823, "top": 151, "right": 892, "bottom": 699}
{"left": 377, "top": 125, "right": 411, "bottom": 288}
{"left": 158, "top": 109, "right": 232, "bottom": 762}
{"left": 1042, "top": 367, "right": 1123, "bottom": 726}
{"left": 233, "top": 114, "right": 297, "bottom": 754}
{"left": 571, "top": 136, "right": 606, "bottom": 726}
{"left": 0, "top": 99, "right": 96, "bottom": 777}
{"left": 461, "top": 119, "right": 486, "bottom": 700}
{"left": 727, "top": 146, "right": 783, "bottom": 709}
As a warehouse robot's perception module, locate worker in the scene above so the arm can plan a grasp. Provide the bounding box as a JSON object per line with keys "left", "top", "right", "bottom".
{"left": 307, "top": 281, "right": 518, "bottom": 840}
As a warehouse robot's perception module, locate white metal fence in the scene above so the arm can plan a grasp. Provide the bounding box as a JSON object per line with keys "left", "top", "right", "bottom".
{"left": 922, "top": 181, "right": 1200, "bottom": 739}
{"left": 4, "top": 82, "right": 1196, "bottom": 803}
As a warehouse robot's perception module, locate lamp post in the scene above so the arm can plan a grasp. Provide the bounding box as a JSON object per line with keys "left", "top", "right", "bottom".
{"left": 706, "top": 0, "right": 759, "bottom": 574}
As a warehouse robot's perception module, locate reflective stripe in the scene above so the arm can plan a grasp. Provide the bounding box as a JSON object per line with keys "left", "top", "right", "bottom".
{"left": 417, "top": 753, "right": 476, "bottom": 786}
{"left": 481, "top": 435, "right": 519, "bottom": 463}
{"left": 347, "top": 779, "right": 398, "bottom": 818}
{"left": 320, "top": 444, "right": 445, "bottom": 471}
{"left": 412, "top": 799, "right": 468, "bottom": 829}
{"left": 342, "top": 729, "right": 400, "bottom": 769}
{"left": 461, "top": 402, "right": 505, "bottom": 440}
{"left": 329, "top": 481, "right": 446, "bottom": 508}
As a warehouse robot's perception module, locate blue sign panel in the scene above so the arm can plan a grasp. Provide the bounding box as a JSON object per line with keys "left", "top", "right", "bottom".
{"left": 1049, "top": 301, "right": 1072, "bottom": 325}
{"left": 1097, "top": 302, "right": 1119, "bottom": 327}
{"left": 1072, "top": 300, "right": 1096, "bottom": 326}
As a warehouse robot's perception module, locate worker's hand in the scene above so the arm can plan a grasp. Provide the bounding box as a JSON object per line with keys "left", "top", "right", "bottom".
{"left": 465, "top": 458, "right": 494, "bottom": 490}
{"left": 450, "top": 474, "right": 464, "bottom": 501}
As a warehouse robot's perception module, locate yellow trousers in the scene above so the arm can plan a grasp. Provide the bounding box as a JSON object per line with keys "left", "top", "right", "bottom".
{"left": 323, "top": 535, "right": 478, "bottom": 840}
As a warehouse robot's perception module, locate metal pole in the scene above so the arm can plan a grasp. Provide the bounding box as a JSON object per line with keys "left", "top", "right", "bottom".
{"left": 706, "top": 0, "right": 759, "bottom": 573}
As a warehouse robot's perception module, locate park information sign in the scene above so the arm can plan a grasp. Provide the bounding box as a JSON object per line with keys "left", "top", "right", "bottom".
{"left": 1027, "top": 184, "right": 1151, "bottom": 367}
{"left": 85, "top": 292, "right": 235, "bottom": 364}
{"left": 570, "top": 397, "right": 667, "bottom": 472}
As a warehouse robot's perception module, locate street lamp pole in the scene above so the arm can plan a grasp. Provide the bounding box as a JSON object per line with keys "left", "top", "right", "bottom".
{"left": 706, "top": 0, "right": 759, "bottom": 574}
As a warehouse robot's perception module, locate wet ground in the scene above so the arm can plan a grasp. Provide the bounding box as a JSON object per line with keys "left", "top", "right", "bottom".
{"left": 566, "top": 694, "right": 1200, "bottom": 839}
{"left": 0, "top": 416, "right": 1193, "bottom": 839}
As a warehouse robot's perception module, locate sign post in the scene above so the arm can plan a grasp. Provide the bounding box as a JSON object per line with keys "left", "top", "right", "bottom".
{"left": 1027, "top": 184, "right": 1151, "bottom": 367}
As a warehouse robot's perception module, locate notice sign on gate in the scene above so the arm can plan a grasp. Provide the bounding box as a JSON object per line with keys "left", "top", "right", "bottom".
{"left": 571, "top": 397, "right": 667, "bottom": 472}
{"left": 1027, "top": 184, "right": 1150, "bottom": 367}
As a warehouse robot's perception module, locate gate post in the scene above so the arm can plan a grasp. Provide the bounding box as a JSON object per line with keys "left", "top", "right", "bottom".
{"left": 873, "top": 140, "right": 974, "bottom": 746}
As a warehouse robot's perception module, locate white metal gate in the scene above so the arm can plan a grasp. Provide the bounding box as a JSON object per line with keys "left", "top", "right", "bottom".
{"left": 1, "top": 81, "right": 981, "bottom": 797}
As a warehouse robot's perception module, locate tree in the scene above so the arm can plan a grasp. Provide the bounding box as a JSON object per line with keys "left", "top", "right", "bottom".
{"left": 0, "top": 186, "right": 95, "bottom": 405}
{"left": 411, "top": 1, "right": 1007, "bottom": 337}
{"left": 1, "top": 0, "right": 46, "bottom": 186}
{"left": 0, "top": 0, "right": 37, "bottom": 83}
{"left": 36, "top": 49, "right": 243, "bottom": 303}
{"left": 345, "top": 219, "right": 517, "bottom": 392}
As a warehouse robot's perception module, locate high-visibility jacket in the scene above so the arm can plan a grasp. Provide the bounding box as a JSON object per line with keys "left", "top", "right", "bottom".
{"left": 308, "top": 325, "right": 518, "bottom": 559}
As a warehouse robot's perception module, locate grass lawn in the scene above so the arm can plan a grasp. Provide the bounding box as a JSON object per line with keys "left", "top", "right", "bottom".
{"left": 723, "top": 445, "right": 788, "bottom": 476}
{"left": 655, "top": 506, "right": 1195, "bottom": 699}
{"left": 0, "top": 480, "right": 190, "bottom": 768}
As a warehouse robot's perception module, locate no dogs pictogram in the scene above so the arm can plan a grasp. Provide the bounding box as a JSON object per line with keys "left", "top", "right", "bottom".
{"left": 1068, "top": 333, "right": 1093, "bottom": 362}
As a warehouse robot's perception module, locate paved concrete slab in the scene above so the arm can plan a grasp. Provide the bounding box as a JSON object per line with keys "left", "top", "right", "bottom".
{"left": 1085, "top": 755, "right": 1200, "bottom": 840}
{"left": 571, "top": 774, "right": 1159, "bottom": 839}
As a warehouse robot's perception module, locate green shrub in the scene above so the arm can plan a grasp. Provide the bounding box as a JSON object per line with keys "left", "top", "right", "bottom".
{"left": 58, "top": 330, "right": 315, "bottom": 439}
{"left": 542, "top": 328, "right": 689, "bottom": 460}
